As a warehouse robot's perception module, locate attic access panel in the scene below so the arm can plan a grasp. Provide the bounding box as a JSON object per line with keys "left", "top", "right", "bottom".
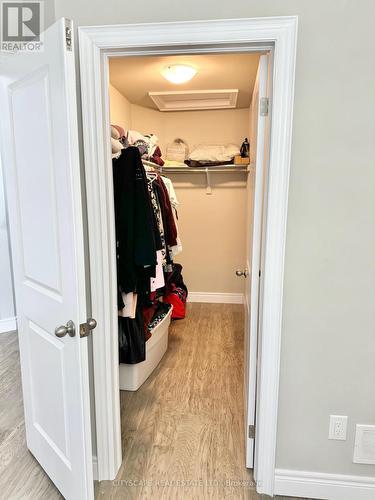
{"left": 149, "top": 89, "right": 238, "bottom": 112}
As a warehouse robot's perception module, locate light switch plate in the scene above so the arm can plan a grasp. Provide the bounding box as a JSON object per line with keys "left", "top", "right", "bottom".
{"left": 353, "top": 424, "right": 375, "bottom": 464}
{"left": 328, "top": 415, "right": 348, "bottom": 440}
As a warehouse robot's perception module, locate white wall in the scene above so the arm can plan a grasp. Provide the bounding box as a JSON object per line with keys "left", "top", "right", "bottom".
{"left": 0, "top": 157, "right": 15, "bottom": 331}
{"left": 55, "top": 0, "right": 375, "bottom": 482}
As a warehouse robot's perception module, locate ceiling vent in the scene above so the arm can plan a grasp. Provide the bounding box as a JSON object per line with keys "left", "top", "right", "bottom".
{"left": 148, "top": 89, "right": 238, "bottom": 112}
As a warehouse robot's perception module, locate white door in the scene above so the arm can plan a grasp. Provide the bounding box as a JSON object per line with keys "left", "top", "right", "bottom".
{"left": 244, "top": 54, "right": 271, "bottom": 468}
{"left": 0, "top": 19, "right": 94, "bottom": 500}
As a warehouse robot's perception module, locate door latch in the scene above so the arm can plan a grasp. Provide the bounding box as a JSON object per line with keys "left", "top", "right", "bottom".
{"left": 65, "top": 19, "right": 72, "bottom": 51}
{"left": 79, "top": 318, "right": 97, "bottom": 338}
{"left": 235, "top": 269, "right": 249, "bottom": 278}
{"left": 260, "top": 97, "right": 269, "bottom": 116}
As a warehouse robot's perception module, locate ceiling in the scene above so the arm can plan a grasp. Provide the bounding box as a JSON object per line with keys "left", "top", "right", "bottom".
{"left": 109, "top": 53, "right": 261, "bottom": 111}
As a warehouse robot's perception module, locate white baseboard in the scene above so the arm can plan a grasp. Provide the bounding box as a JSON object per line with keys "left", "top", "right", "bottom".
{"left": 275, "top": 468, "right": 375, "bottom": 500}
{"left": 0, "top": 317, "right": 17, "bottom": 333}
{"left": 188, "top": 292, "right": 244, "bottom": 304}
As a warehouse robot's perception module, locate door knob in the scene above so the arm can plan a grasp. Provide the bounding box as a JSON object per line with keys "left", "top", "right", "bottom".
{"left": 55, "top": 320, "right": 76, "bottom": 338}
{"left": 79, "top": 317, "right": 97, "bottom": 338}
{"left": 87, "top": 318, "right": 97, "bottom": 329}
{"left": 236, "top": 269, "right": 249, "bottom": 278}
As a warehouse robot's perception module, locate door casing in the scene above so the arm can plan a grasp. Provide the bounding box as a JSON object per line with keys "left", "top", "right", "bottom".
{"left": 78, "top": 16, "right": 298, "bottom": 496}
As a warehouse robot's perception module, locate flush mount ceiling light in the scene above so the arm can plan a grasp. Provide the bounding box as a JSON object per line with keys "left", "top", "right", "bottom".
{"left": 161, "top": 64, "right": 197, "bottom": 84}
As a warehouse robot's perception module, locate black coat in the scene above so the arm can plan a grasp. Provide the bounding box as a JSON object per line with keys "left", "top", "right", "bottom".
{"left": 113, "top": 147, "right": 157, "bottom": 294}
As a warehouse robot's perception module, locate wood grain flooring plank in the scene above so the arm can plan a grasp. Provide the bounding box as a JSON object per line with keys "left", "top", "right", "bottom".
{"left": 97, "top": 303, "right": 305, "bottom": 500}
{"left": 0, "top": 331, "right": 62, "bottom": 500}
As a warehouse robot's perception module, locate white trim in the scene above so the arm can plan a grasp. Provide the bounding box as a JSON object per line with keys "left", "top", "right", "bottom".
{"left": 149, "top": 89, "right": 238, "bottom": 112}
{"left": 275, "top": 469, "right": 375, "bottom": 500}
{"left": 78, "top": 16, "right": 298, "bottom": 495}
{"left": 188, "top": 292, "right": 244, "bottom": 304}
{"left": 79, "top": 33, "right": 122, "bottom": 481}
{"left": 0, "top": 316, "right": 17, "bottom": 333}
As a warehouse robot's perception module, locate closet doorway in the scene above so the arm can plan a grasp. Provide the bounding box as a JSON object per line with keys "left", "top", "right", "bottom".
{"left": 107, "top": 49, "right": 269, "bottom": 475}
{"left": 79, "top": 17, "right": 297, "bottom": 498}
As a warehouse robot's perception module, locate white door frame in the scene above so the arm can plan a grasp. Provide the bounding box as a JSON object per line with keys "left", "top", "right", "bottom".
{"left": 78, "top": 16, "right": 297, "bottom": 496}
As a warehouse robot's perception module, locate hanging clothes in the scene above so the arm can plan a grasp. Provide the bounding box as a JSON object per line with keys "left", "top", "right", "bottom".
{"left": 146, "top": 172, "right": 177, "bottom": 273}
{"left": 154, "top": 177, "right": 178, "bottom": 250}
{"left": 164, "top": 263, "right": 188, "bottom": 319}
{"left": 150, "top": 250, "right": 165, "bottom": 292}
{"left": 161, "top": 176, "right": 182, "bottom": 257}
{"left": 113, "top": 146, "right": 157, "bottom": 294}
{"left": 112, "top": 139, "right": 187, "bottom": 364}
{"left": 118, "top": 292, "right": 137, "bottom": 319}
{"left": 161, "top": 176, "right": 179, "bottom": 209}
{"left": 147, "top": 174, "right": 167, "bottom": 268}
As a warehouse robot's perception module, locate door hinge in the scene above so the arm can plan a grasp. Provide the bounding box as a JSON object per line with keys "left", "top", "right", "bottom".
{"left": 65, "top": 20, "right": 72, "bottom": 51}
{"left": 249, "top": 424, "right": 256, "bottom": 439}
{"left": 79, "top": 318, "right": 97, "bottom": 338}
{"left": 260, "top": 97, "right": 269, "bottom": 116}
{"left": 259, "top": 269, "right": 261, "bottom": 278}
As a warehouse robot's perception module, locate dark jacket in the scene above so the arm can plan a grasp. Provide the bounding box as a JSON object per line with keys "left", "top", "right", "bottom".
{"left": 113, "top": 147, "right": 157, "bottom": 294}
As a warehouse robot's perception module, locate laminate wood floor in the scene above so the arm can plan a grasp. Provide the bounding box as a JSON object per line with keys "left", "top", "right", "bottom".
{"left": 96, "top": 303, "right": 308, "bottom": 500}
{"left": 1, "top": 307, "right": 309, "bottom": 500}
{"left": 0, "top": 331, "right": 62, "bottom": 500}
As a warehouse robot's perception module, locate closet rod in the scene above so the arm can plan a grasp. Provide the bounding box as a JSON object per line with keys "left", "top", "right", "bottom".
{"left": 160, "top": 167, "right": 250, "bottom": 173}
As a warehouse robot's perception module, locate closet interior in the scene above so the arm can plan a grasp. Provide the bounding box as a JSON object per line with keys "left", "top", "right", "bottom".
{"left": 108, "top": 51, "right": 262, "bottom": 444}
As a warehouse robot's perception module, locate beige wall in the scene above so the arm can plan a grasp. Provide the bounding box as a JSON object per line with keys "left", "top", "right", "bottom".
{"left": 130, "top": 104, "right": 165, "bottom": 149}
{"left": 110, "top": 90, "right": 249, "bottom": 156}
{"left": 163, "top": 108, "right": 249, "bottom": 154}
{"left": 108, "top": 87, "right": 165, "bottom": 147}
{"left": 109, "top": 84, "right": 132, "bottom": 130}
{"left": 163, "top": 108, "right": 250, "bottom": 295}
{"left": 109, "top": 84, "right": 250, "bottom": 294}
{"left": 56, "top": 0, "right": 375, "bottom": 479}
{"left": 172, "top": 173, "right": 248, "bottom": 295}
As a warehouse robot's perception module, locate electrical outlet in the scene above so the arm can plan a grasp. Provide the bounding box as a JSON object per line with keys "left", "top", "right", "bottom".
{"left": 329, "top": 415, "right": 348, "bottom": 440}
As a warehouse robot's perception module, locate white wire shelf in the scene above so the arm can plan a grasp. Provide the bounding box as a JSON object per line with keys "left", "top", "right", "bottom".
{"left": 143, "top": 159, "right": 253, "bottom": 173}
{"left": 143, "top": 160, "right": 253, "bottom": 194}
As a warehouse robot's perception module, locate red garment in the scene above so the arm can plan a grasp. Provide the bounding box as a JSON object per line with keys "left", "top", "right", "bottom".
{"left": 150, "top": 146, "right": 164, "bottom": 166}
{"left": 142, "top": 304, "right": 157, "bottom": 341}
{"left": 156, "top": 177, "right": 178, "bottom": 247}
{"left": 164, "top": 285, "right": 187, "bottom": 319}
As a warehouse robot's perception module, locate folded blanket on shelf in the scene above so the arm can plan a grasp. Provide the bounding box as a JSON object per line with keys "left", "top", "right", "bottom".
{"left": 188, "top": 143, "right": 240, "bottom": 163}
